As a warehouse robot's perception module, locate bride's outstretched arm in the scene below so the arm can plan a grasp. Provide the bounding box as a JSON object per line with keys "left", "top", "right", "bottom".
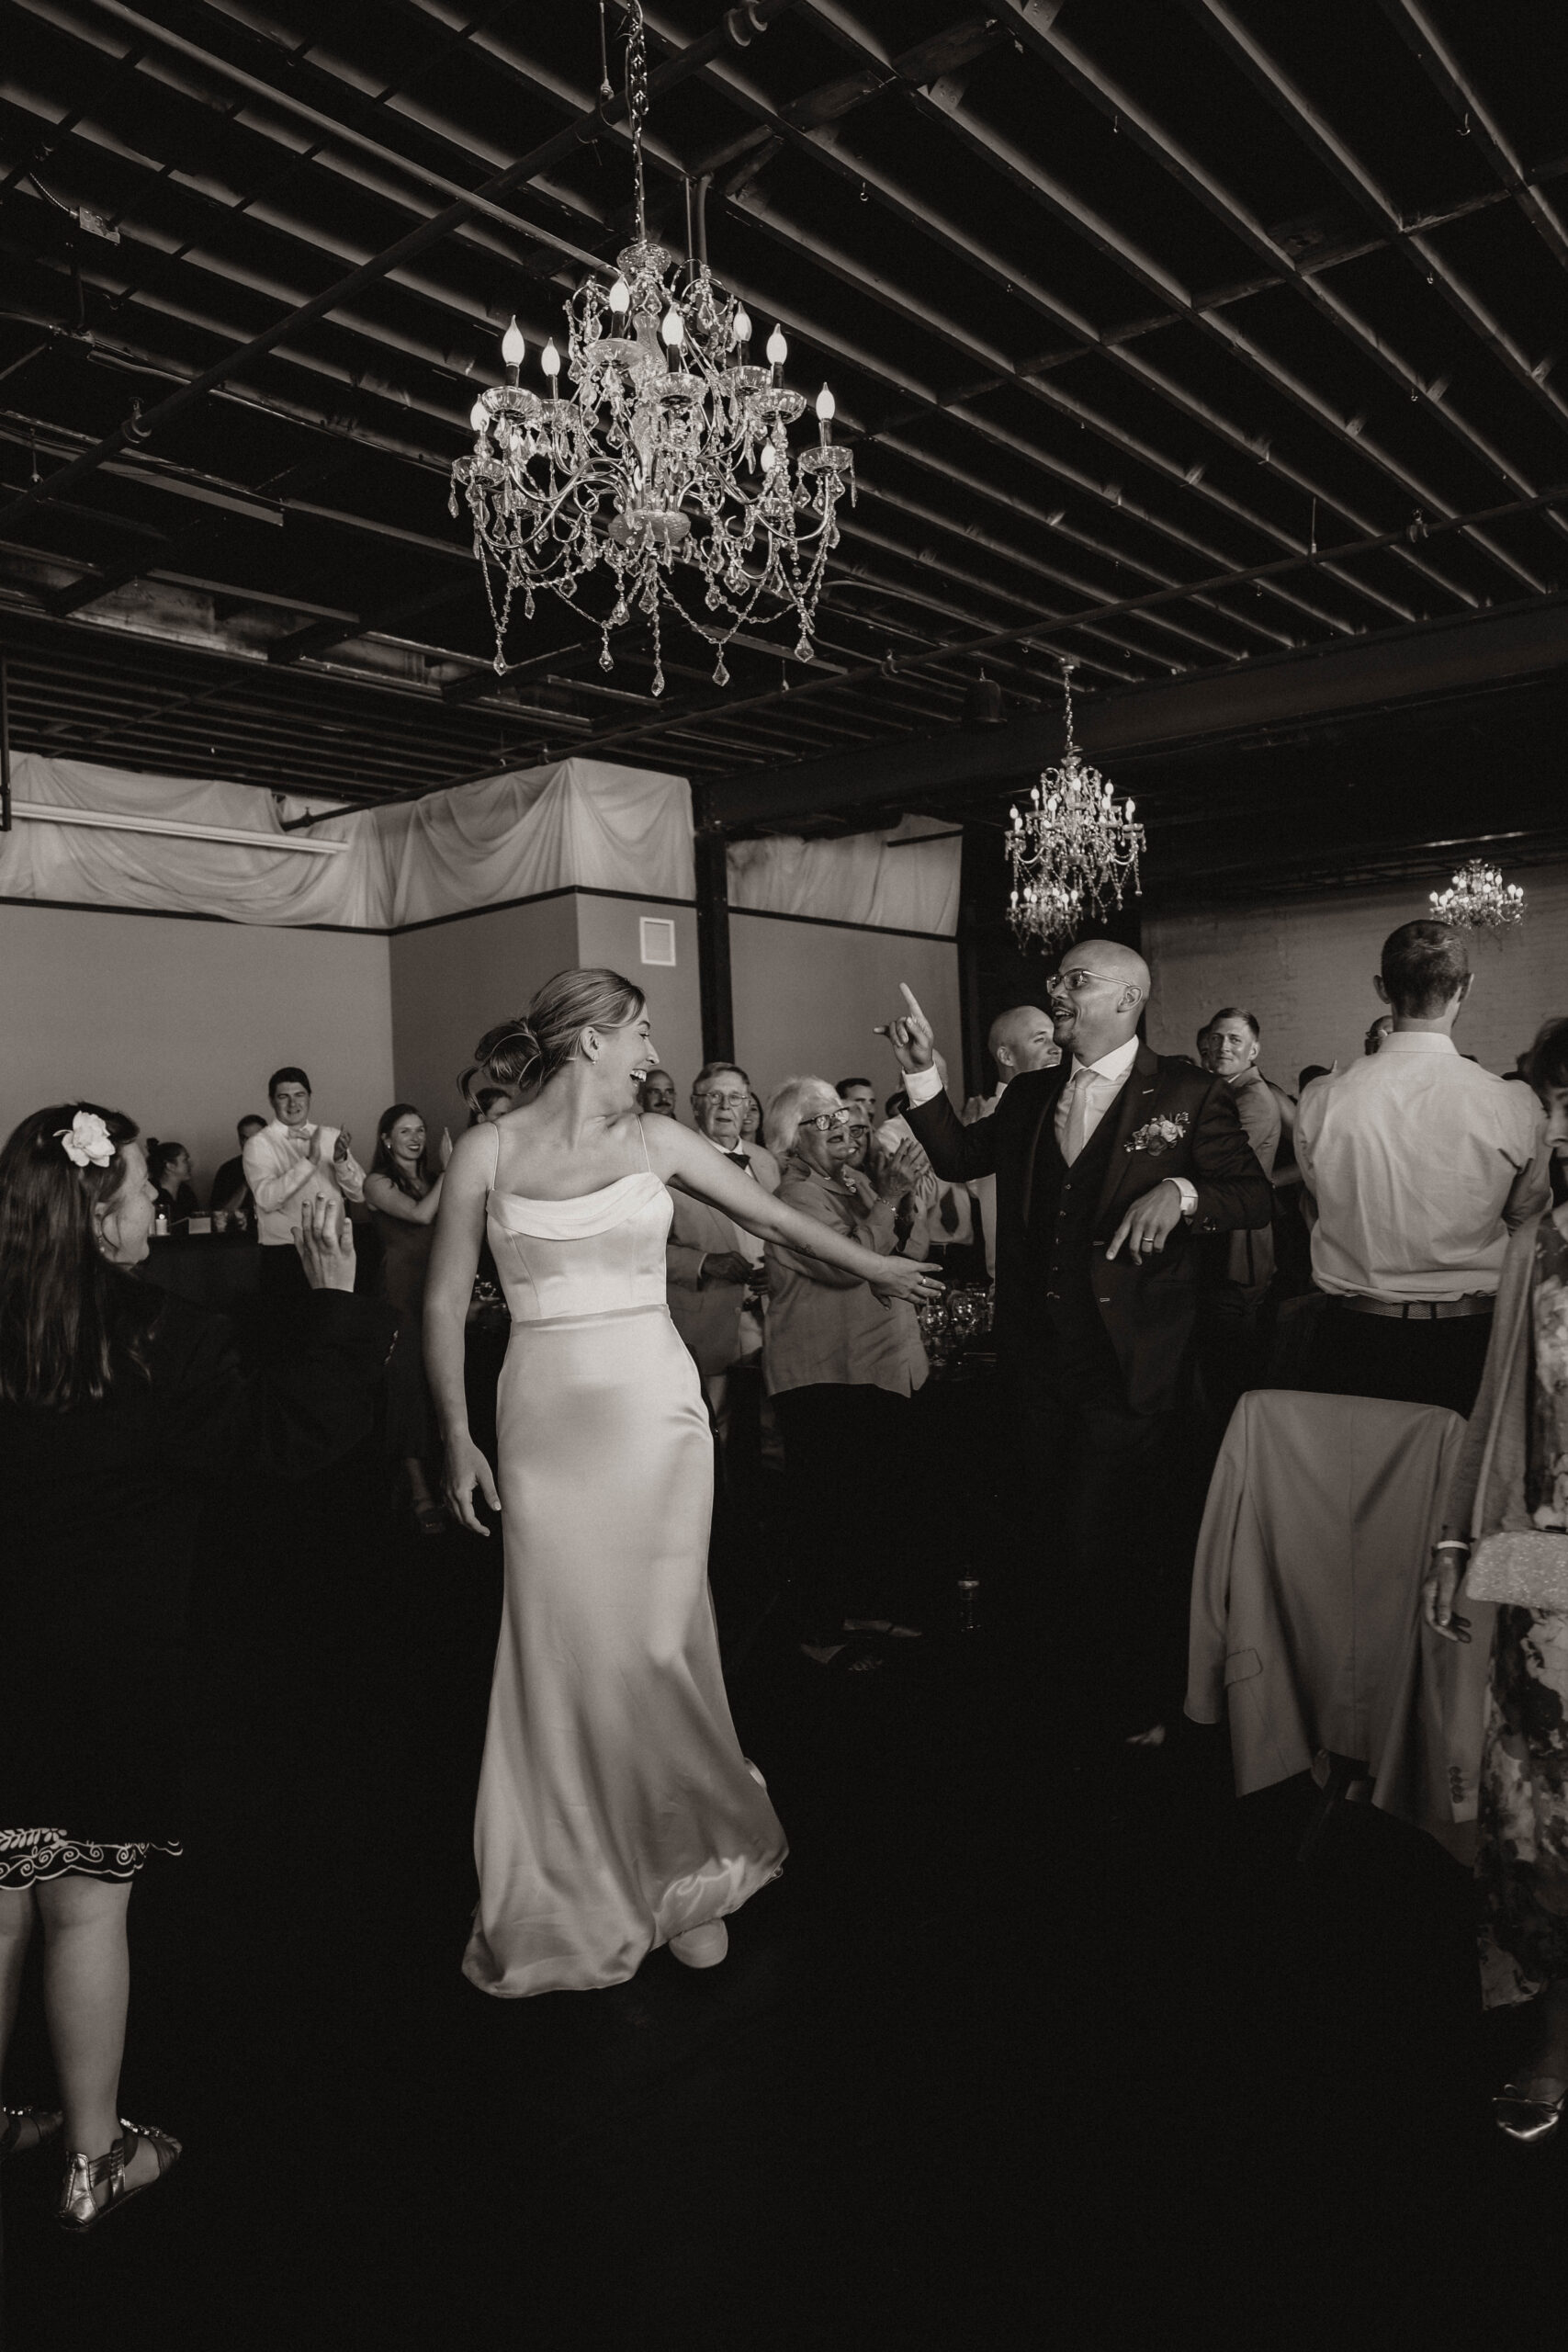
{"left": 425, "top": 1126, "right": 502, "bottom": 1536}
{"left": 642, "top": 1119, "right": 942, "bottom": 1308}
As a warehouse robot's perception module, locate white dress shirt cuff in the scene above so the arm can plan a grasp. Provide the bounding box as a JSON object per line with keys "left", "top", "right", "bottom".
{"left": 1169, "top": 1176, "right": 1198, "bottom": 1217}
{"left": 904, "top": 1064, "right": 943, "bottom": 1107}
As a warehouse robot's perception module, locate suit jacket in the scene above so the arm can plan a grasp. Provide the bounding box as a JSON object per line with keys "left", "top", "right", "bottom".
{"left": 667, "top": 1187, "right": 753, "bottom": 1379}
{"left": 905, "top": 1043, "right": 1272, "bottom": 1415}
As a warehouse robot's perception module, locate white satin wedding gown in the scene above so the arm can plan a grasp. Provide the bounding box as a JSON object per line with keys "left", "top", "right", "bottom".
{"left": 463, "top": 1119, "right": 787, "bottom": 1996}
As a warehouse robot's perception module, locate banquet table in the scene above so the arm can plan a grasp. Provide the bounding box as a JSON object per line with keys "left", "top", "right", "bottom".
{"left": 141, "top": 1235, "right": 262, "bottom": 1311}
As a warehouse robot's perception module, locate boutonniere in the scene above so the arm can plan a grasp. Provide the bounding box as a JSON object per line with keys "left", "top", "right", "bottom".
{"left": 1126, "top": 1112, "right": 1189, "bottom": 1157}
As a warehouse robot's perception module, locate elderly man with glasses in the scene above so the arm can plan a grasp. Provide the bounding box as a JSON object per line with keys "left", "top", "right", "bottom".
{"left": 665, "top": 1061, "right": 781, "bottom": 1487}
{"left": 886, "top": 939, "right": 1272, "bottom": 1747}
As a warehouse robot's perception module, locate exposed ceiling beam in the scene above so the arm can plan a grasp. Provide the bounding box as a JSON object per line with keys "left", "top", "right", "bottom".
{"left": 0, "top": 0, "right": 799, "bottom": 532}
{"left": 699, "top": 594, "right": 1568, "bottom": 830}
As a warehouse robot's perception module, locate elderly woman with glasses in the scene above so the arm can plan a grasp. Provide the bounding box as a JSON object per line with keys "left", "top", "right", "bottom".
{"left": 761, "top": 1077, "right": 933, "bottom": 1671}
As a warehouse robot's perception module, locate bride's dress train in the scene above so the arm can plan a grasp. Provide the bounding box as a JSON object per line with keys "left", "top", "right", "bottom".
{"left": 463, "top": 1132, "right": 786, "bottom": 1996}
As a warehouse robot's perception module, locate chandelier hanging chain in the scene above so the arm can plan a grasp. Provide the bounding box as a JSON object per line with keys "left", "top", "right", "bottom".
{"left": 1005, "top": 663, "right": 1145, "bottom": 954}
{"left": 626, "top": 1, "right": 650, "bottom": 239}
{"left": 450, "top": 0, "right": 852, "bottom": 690}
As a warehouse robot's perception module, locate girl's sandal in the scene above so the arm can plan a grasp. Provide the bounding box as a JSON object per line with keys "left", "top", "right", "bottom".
{"left": 58, "top": 2120, "right": 182, "bottom": 2233}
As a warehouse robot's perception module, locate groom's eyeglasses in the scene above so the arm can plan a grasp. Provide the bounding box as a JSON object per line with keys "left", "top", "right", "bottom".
{"left": 1053, "top": 967, "right": 1115, "bottom": 993}
{"left": 800, "top": 1107, "right": 859, "bottom": 1132}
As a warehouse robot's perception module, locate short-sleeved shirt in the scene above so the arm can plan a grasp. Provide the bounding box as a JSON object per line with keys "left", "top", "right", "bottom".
{"left": 1294, "top": 1032, "right": 1546, "bottom": 1303}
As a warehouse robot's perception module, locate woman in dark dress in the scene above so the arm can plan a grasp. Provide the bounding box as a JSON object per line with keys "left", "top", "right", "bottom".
{"left": 365, "top": 1103, "right": 447, "bottom": 1537}
{"left": 0, "top": 1102, "right": 393, "bottom": 2231}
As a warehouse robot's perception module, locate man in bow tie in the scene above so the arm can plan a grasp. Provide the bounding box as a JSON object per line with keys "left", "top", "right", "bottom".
{"left": 243, "top": 1065, "right": 367, "bottom": 1295}
{"left": 886, "top": 940, "right": 1272, "bottom": 1746}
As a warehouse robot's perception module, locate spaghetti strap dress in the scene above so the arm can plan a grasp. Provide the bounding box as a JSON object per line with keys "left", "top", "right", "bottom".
{"left": 463, "top": 1120, "right": 786, "bottom": 1996}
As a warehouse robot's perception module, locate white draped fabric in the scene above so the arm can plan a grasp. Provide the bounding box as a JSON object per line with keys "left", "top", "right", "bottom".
{"left": 726, "top": 812, "right": 960, "bottom": 935}
{"left": 0, "top": 754, "right": 693, "bottom": 928}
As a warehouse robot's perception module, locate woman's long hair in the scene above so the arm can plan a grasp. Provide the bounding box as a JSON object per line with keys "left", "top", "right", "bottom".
{"left": 370, "top": 1102, "right": 430, "bottom": 1200}
{"left": 0, "top": 1102, "right": 163, "bottom": 1408}
{"left": 477, "top": 969, "right": 645, "bottom": 1093}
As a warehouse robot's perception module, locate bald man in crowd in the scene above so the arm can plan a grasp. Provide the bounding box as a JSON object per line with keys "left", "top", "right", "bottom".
{"left": 964, "top": 1004, "right": 1061, "bottom": 1280}
{"left": 886, "top": 938, "right": 1272, "bottom": 1748}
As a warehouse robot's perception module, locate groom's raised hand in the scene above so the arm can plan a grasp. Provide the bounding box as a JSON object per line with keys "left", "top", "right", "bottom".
{"left": 879, "top": 982, "right": 936, "bottom": 1074}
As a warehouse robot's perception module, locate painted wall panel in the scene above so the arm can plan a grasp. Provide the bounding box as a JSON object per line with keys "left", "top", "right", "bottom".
{"left": 0, "top": 902, "right": 393, "bottom": 1191}
{"left": 1144, "top": 864, "right": 1568, "bottom": 1085}
{"left": 730, "top": 913, "right": 963, "bottom": 1111}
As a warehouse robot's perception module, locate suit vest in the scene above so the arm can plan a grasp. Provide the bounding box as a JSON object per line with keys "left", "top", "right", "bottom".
{"left": 1024, "top": 1075, "right": 1129, "bottom": 1341}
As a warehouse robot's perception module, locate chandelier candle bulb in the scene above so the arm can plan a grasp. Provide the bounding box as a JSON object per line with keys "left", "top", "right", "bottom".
{"left": 816, "top": 385, "right": 835, "bottom": 446}
{"left": 469, "top": 397, "right": 488, "bottom": 433}
{"left": 734, "top": 307, "right": 751, "bottom": 347}
{"left": 767, "top": 325, "right": 787, "bottom": 385}
{"left": 502, "top": 318, "right": 525, "bottom": 377}
{"left": 661, "top": 307, "right": 684, "bottom": 349}
{"left": 608, "top": 276, "right": 630, "bottom": 316}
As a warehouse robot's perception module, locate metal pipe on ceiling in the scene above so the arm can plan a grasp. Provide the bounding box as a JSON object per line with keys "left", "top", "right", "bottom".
{"left": 0, "top": 0, "right": 800, "bottom": 532}
{"left": 1172, "top": 0, "right": 1568, "bottom": 534}
{"left": 1375, "top": 0, "right": 1568, "bottom": 273}
{"left": 908, "top": 11, "right": 1551, "bottom": 600}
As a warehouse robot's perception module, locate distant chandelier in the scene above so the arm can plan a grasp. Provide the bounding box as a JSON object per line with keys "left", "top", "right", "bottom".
{"left": 449, "top": 3, "right": 852, "bottom": 694}
{"left": 1006, "top": 666, "right": 1145, "bottom": 951}
{"left": 1429, "top": 860, "right": 1526, "bottom": 931}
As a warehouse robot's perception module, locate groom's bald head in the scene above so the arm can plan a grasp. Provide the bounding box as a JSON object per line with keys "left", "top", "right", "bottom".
{"left": 1047, "top": 936, "right": 1150, "bottom": 1061}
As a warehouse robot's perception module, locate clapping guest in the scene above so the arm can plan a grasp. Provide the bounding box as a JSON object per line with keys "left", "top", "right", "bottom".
{"left": 0, "top": 1105, "right": 392, "bottom": 2229}
{"left": 1425, "top": 1020, "right": 1568, "bottom": 2143}
{"left": 243, "top": 1067, "right": 366, "bottom": 1296}
{"left": 761, "top": 1079, "right": 930, "bottom": 1669}
{"left": 364, "top": 1104, "right": 447, "bottom": 1539}
{"left": 146, "top": 1140, "right": 198, "bottom": 1226}
{"left": 209, "top": 1114, "right": 266, "bottom": 1223}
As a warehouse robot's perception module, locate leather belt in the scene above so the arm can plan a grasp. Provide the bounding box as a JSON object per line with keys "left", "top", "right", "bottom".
{"left": 1337, "top": 1293, "right": 1494, "bottom": 1320}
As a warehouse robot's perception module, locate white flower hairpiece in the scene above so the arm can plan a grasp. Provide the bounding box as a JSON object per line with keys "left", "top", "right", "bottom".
{"left": 55, "top": 1111, "right": 115, "bottom": 1170}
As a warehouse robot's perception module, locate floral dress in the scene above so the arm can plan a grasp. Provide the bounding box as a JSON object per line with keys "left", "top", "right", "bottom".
{"left": 1478, "top": 1204, "right": 1568, "bottom": 2006}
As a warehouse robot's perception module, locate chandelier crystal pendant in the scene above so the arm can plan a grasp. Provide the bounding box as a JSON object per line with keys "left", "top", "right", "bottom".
{"left": 1428, "top": 861, "right": 1526, "bottom": 930}
{"left": 449, "top": 3, "right": 852, "bottom": 693}
{"left": 1006, "top": 665, "right": 1145, "bottom": 951}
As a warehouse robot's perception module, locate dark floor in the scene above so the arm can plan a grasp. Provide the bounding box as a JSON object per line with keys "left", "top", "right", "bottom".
{"left": 2, "top": 1424, "right": 1563, "bottom": 2349}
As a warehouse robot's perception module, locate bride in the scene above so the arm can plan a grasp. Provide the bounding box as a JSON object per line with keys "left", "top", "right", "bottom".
{"left": 425, "top": 969, "right": 942, "bottom": 1996}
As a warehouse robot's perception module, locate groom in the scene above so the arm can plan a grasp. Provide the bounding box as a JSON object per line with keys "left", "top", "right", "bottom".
{"left": 886, "top": 939, "right": 1272, "bottom": 1742}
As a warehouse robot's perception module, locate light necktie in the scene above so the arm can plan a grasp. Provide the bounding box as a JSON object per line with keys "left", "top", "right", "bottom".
{"left": 1061, "top": 1067, "right": 1096, "bottom": 1167}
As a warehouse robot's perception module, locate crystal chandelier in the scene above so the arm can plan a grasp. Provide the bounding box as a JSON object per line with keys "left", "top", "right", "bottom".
{"left": 449, "top": 4, "right": 852, "bottom": 694}
{"left": 1006, "top": 666, "right": 1145, "bottom": 951}
{"left": 1429, "top": 861, "right": 1526, "bottom": 931}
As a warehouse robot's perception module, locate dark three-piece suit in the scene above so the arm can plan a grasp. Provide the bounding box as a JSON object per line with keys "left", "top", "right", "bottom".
{"left": 906, "top": 1042, "right": 1273, "bottom": 1734}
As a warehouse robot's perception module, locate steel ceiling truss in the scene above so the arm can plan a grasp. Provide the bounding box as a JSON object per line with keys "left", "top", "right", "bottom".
{"left": 0, "top": 0, "right": 1563, "bottom": 812}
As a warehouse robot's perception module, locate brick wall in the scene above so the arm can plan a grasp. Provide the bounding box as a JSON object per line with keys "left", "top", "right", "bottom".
{"left": 1143, "top": 860, "right": 1568, "bottom": 1087}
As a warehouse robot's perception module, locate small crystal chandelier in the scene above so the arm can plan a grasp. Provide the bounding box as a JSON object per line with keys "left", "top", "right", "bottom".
{"left": 1006, "top": 666, "right": 1145, "bottom": 951}
{"left": 449, "top": 2, "right": 852, "bottom": 694}
{"left": 1429, "top": 861, "right": 1526, "bottom": 931}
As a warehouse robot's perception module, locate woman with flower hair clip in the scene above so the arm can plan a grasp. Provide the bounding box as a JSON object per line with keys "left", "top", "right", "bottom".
{"left": 0, "top": 1102, "right": 394, "bottom": 2231}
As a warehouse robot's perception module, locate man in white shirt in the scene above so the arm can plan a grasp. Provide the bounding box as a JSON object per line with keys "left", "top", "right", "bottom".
{"left": 243, "top": 1065, "right": 367, "bottom": 1294}
{"left": 1295, "top": 920, "right": 1546, "bottom": 1417}
{"left": 963, "top": 1005, "right": 1061, "bottom": 1280}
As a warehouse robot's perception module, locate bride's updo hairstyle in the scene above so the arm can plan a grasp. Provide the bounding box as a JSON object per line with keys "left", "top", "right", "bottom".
{"left": 0, "top": 1102, "right": 162, "bottom": 1408}
{"left": 477, "top": 968, "right": 646, "bottom": 1091}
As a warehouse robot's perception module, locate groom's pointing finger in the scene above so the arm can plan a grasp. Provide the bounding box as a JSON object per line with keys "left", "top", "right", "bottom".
{"left": 899, "top": 983, "right": 929, "bottom": 1025}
